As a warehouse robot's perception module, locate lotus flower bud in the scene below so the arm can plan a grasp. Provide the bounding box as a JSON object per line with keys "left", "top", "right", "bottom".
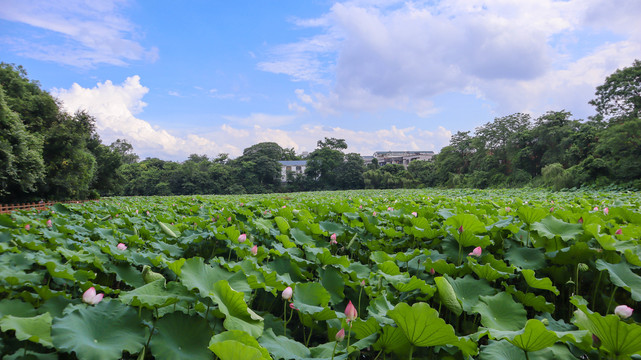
{"left": 238, "top": 234, "right": 246, "bottom": 242}
{"left": 372, "top": 211, "right": 377, "bottom": 216}
{"left": 330, "top": 233, "right": 337, "bottom": 242}
{"left": 387, "top": 207, "right": 393, "bottom": 211}
{"left": 335, "top": 328, "right": 345, "bottom": 341}
{"left": 227, "top": 217, "right": 231, "bottom": 222}
{"left": 117, "top": 243, "right": 127, "bottom": 250}
{"left": 614, "top": 305, "right": 633, "bottom": 319}
{"left": 578, "top": 217, "right": 583, "bottom": 224}
{"left": 592, "top": 334, "right": 601, "bottom": 348}
{"left": 468, "top": 247, "right": 482, "bottom": 257}
{"left": 411, "top": 212, "right": 418, "bottom": 217}
{"left": 345, "top": 300, "right": 357, "bottom": 322}
{"left": 47, "top": 219, "right": 52, "bottom": 227}
{"left": 82, "top": 287, "right": 104, "bottom": 305}
{"left": 457, "top": 225, "right": 463, "bottom": 234}
{"left": 251, "top": 245, "right": 258, "bottom": 256}
{"left": 593, "top": 206, "right": 599, "bottom": 211}
{"left": 615, "top": 228, "right": 622, "bottom": 235}
{"left": 430, "top": 268, "right": 435, "bottom": 275}
{"left": 282, "top": 286, "right": 293, "bottom": 300}
{"left": 25, "top": 224, "right": 30, "bottom": 231}
{"left": 604, "top": 207, "right": 609, "bottom": 215}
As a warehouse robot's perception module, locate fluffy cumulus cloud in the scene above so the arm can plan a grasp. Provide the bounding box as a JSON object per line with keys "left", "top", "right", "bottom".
{"left": 52, "top": 76, "right": 450, "bottom": 160}
{"left": 0, "top": 0, "right": 158, "bottom": 67}
{"left": 262, "top": 0, "right": 641, "bottom": 118}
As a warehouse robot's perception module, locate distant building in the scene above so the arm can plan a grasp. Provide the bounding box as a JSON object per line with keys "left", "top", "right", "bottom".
{"left": 279, "top": 160, "right": 307, "bottom": 182}
{"left": 373, "top": 151, "right": 435, "bottom": 168}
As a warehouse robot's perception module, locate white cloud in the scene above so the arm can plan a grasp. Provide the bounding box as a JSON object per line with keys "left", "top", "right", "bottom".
{"left": 0, "top": 0, "right": 157, "bottom": 67}
{"left": 52, "top": 76, "right": 223, "bottom": 159}
{"left": 51, "top": 75, "right": 451, "bottom": 160}
{"left": 258, "top": 0, "right": 641, "bottom": 117}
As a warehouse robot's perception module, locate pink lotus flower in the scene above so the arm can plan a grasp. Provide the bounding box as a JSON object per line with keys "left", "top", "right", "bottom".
{"left": 593, "top": 206, "right": 599, "bottom": 211}
{"left": 289, "top": 302, "right": 298, "bottom": 311}
{"left": 372, "top": 211, "right": 377, "bottom": 216}
{"left": 505, "top": 207, "right": 511, "bottom": 212}
{"left": 550, "top": 207, "right": 554, "bottom": 212}
{"left": 240, "top": 203, "right": 244, "bottom": 206}
{"left": 251, "top": 245, "right": 258, "bottom": 256}
{"left": 345, "top": 300, "right": 358, "bottom": 323}
{"left": 282, "top": 286, "right": 293, "bottom": 300}
{"left": 615, "top": 228, "right": 623, "bottom": 235}
{"left": 457, "top": 225, "right": 463, "bottom": 234}
{"left": 25, "top": 224, "right": 30, "bottom": 231}
{"left": 411, "top": 212, "right": 418, "bottom": 217}
{"left": 238, "top": 234, "right": 246, "bottom": 243}
{"left": 359, "top": 205, "right": 363, "bottom": 209}
{"left": 146, "top": 211, "right": 150, "bottom": 216}
{"left": 430, "top": 268, "right": 435, "bottom": 275}
{"left": 335, "top": 328, "right": 345, "bottom": 341}
{"left": 282, "top": 205, "right": 286, "bottom": 208}
{"left": 227, "top": 217, "right": 231, "bottom": 222}
{"left": 604, "top": 207, "right": 609, "bottom": 215}
{"left": 468, "top": 247, "right": 482, "bottom": 257}
{"left": 330, "top": 233, "right": 337, "bottom": 242}
{"left": 46, "top": 219, "right": 52, "bottom": 227}
{"left": 387, "top": 207, "right": 393, "bottom": 211}
{"left": 578, "top": 217, "right": 583, "bottom": 224}
{"left": 116, "top": 243, "right": 127, "bottom": 250}
{"left": 82, "top": 287, "right": 104, "bottom": 305}
{"left": 330, "top": 239, "right": 338, "bottom": 245}
{"left": 614, "top": 305, "right": 633, "bottom": 319}
{"left": 135, "top": 210, "right": 138, "bottom": 214}
{"left": 360, "top": 280, "right": 366, "bottom": 286}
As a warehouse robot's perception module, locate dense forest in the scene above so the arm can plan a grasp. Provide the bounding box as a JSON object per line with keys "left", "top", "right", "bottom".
{"left": 1, "top": 60, "right": 640, "bottom": 202}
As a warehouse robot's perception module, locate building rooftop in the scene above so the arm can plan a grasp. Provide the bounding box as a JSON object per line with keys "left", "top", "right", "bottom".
{"left": 279, "top": 160, "right": 307, "bottom": 166}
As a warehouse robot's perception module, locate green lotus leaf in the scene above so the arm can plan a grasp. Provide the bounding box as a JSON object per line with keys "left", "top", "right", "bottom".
{"left": 318, "top": 266, "right": 346, "bottom": 305}
{"left": 504, "top": 246, "right": 546, "bottom": 270}
{"left": 350, "top": 317, "right": 381, "bottom": 340}
{"left": 521, "top": 269, "right": 560, "bottom": 296}
{"left": 531, "top": 216, "right": 583, "bottom": 241}
{"left": 2, "top": 349, "right": 59, "bottom": 360}
{"left": 291, "top": 282, "right": 336, "bottom": 321}
{"left": 149, "top": 312, "right": 213, "bottom": 360}
{"left": 395, "top": 248, "right": 421, "bottom": 262}
{"left": 516, "top": 207, "right": 548, "bottom": 225}
{"left": 445, "top": 214, "right": 487, "bottom": 234}
{"left": 367, "top": 295, "right": 395, "bottom": 326}
{"left": 549, "top": 242, "right": 598, "bottom": 265}
{"left": 435, "top": 276, "right": 463, "bottom": 316}
{"left": 0, "top": 299, "right": 36, "bottom": 318}
{"left": 373, "top": 325, "right": 411, "bottom": 355}
{"left": 449, "top": 275, "right": 497, "bottom": 312}
{"left": 468, "top": 258, "right": 512, "bottom": 282}
{"left": 252, "top": 218, "right": 273, "bottom": 235}
{"left": 274, "top": 216, "right": 290, "bottom": 234}
{"left": 479, "top": 340, "right": 531, "bottom": 360}
{"left": 422, "top": 258, "right": 458, "bottom": 275}
{"left": 119, "top": 279, "right": 195, "bottom": 309}
{"left": 209, "top": 330, "right": 271, "bottom": 360}
{"left": 309, "top": 248, "right": 350, "bottom": 268}
{"left": 149, "top": 240, "right": 183, "bottom": 258}
{"left": 473, "top": 292, "right": 527, "bottom": 331}
{"left": 52, "top": 300, "right": 146, "bottom": 360}
{"left": 595, "top": 259, "right": 641, "bottom": 301}
{"left": 571, "top": 296, "right": 641, "bottom": 357}
{"left": 370, "top": 251, "right": 395, "bottom": 264}
{"left": 387, "top": 302, "right": 459, "bottom": 347}
{"left": 377, "top": 260, "right": 401, "bottom": 275}
{"left": 0, "top": 313, "right": 53, "bottom": 347}
{"left": 485, "top": 319, "right": 587, "bottom": 354}
{"left": 503, "top": 284, "right": 555, "bottom": 313}
{"left": 319, "top": 221, "right": 346, "bottom": 236}
{"left": 258, "top": 328, "right": 312, "bottom": 359}
{"left": 158, "top": 221, "right": 179, "bottom": 238}
{"left": 266, "top": 257, "right": 306, "bottom": 283}
{"left": 210, "top": 280, "right": 263, "bottom": 338}
{"left": 179, "top": 257, "right": 251, "bottom": 299}
{"left": 289, "top": 228, "right": 316, "bottom": 246}
{"left": 392, "top": 276, "right": 436, "bottom": 295}
{"left": 166, "top": 258, "right": 186, "bottom": 276}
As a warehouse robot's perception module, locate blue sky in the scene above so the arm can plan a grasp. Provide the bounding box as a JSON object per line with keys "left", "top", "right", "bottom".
{"left": 1, "top": 0, "right": 640, "bottom": 160}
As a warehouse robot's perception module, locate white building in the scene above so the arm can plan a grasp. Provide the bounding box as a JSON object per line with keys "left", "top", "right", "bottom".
{"left": 279, "top": 160, "right": 307, "bottom": 182}
{"left": 373, "top": 151, "right": 435, "bottom": 168}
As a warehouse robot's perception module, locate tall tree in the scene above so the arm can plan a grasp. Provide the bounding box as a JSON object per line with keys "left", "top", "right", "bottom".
{"left": 305, "top": 138, "right": 347, "bottom": 189}
{"left": 589, "top": 59, "right": 641, "bottom": 121}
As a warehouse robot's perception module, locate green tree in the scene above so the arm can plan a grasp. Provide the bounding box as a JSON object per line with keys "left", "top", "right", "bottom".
{"left": 305, "top": 138, "right": 347, "bottom": 189}
{"left": 334, "top": 153, "right": 365, "bottom": 189}
{"left": 590, "top": 59, "right": 641, "bottom": 121}
{"left": 0, "top": 87, "right": 45, "bottom": 201}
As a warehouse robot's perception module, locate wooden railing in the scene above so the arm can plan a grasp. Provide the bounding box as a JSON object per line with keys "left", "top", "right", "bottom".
{"left": 0, "top": 200, "right": 98, "bottom": 214}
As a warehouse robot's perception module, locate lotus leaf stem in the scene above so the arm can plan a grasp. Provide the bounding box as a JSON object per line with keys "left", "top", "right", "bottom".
{"left": 606, "top": 286, "right": 617, "bottom": 314}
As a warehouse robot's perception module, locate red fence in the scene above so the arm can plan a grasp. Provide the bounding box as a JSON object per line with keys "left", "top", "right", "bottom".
{"left": 0, "top": 200, "right": 98, "bottom": 214}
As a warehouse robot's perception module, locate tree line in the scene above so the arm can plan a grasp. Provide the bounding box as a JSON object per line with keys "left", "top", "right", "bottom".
{"left": 1, "top": 60, "right": 640, "bottom": 202}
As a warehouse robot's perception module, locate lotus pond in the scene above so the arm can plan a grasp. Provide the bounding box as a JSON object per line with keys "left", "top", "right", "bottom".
{"left": 1, "top": 188, "right": 640, "bottom": 359}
